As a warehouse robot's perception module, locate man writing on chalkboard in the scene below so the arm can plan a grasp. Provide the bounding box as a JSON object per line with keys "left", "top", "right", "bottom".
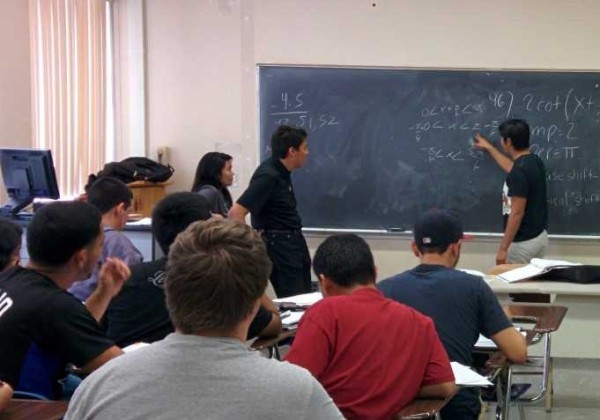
{"left": 229, "top": 125, "right": 311, "bottom": 298}
{"left": 474, "top": 118, "right": 548, "bottom": 265}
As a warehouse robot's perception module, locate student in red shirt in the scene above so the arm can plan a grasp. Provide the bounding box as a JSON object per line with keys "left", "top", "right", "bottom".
{"left": 285, "top": 234, "right": 456, "bottom": 419}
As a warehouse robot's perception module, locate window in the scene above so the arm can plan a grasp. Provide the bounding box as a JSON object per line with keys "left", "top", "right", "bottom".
{"left": 30, "top": 0, "right": 115, "bottom": 197}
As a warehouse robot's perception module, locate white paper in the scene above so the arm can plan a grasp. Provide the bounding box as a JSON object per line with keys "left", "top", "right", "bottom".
{"left": 474, "top": 335, "right": 496, "bottom": 349}
{"left": 530, "top": 258, "right": 580, "bottom": 269}
{"left": 498, "top": 258, "right": 580, "bottom": 283}
{"left": 126, "top": 217, "right": 152, "bottom": 227}
{"left": 458, "top": 268, "right": 486, "bottom": 278}
{"left": 281, "top": 311, "right": 305, "bottom": 328}
{"left": 274, "top": 291, "right": 323, "bottom": 306}
{"left": 451, "top": 361, "right": 493, "bottom": 386}
{"left": 474, "top": 329, "right": 525, "bottom": 349}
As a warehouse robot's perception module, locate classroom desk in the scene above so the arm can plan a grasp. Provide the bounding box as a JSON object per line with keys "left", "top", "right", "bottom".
{"left": 0, "top": 399, "right": 68, "bottom": 420}
{"left": 479, "top": 304, "right": 567, "bottom": 419}
{"left": 251, "top": 329, "right": 297, "bottom": 359}
{"left": 396, "top": 393, "right": 456, "bottom": 419}
{"left": 486, "top": 276, "right": 600, "bottom": 359}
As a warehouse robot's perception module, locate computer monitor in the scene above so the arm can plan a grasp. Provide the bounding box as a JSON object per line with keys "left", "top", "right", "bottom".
{"left": 0, "top": 148, "right": 60, "bottom": 217}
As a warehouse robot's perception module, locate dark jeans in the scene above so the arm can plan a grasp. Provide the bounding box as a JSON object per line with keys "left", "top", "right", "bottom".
{"left": 440, "top": 387, "right": 481, "bottom": 420}
{"left": 261, "top": 231, "right": 312, "bottom": 298}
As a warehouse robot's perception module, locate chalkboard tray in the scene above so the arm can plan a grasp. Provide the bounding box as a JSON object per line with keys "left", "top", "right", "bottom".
{"left": 259, "top": 66, "right": 600, "bottom": 236}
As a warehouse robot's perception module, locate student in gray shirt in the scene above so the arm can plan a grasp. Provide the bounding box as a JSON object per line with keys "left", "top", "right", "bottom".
{"left": 66, "top": 219, "right": 342, "bottom": 420}
{"left": 191, "top": 152, "right": 234, "bottom": 216}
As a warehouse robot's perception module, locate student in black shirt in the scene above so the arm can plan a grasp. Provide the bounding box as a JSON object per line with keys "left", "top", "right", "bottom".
{"left": 0, "top": 202, "right": 130, "bottom": 399}
{"left": 229, "top": 125, "right": 311, "bottom": 298}
{"left": 474, "top": 118, "right": 548, "bottom": 264}
{"left": 105, "top": 192, "right": 281, "bottom": 347}
{"left": 0, "top": 218, "right": 22, "bottom": 271}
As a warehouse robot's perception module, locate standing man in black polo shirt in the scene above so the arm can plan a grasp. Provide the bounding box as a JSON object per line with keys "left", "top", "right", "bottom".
{"left": 474, "top": 118, "right": 548, "bottom": 264}
{"left": 229, "top": 125, "right": 311, "bottom": 298}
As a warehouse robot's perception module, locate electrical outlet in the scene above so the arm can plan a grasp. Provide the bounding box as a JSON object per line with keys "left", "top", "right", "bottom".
{"left": 156, "top": 146, "right": 170, "bottom": 165}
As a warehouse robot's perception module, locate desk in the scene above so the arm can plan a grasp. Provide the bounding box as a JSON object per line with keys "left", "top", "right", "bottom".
{"left": 480, "top": 304, "right": 567, "bottom": 420}
{"left": 0, "top": 399, "right": 68, "bottom": 420}
{"left": 396, "top": 393, "right": 456, "bottom": 419}
{"left": 251, "top": 329, "right": 297, "bottom": 360}
{"left": 486, "top": 276, "right": 600, "bottom": 359}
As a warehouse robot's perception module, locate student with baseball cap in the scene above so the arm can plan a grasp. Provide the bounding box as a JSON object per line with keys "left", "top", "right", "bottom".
{"left": 378, "top": 208, "right": 527, "bottom": 420}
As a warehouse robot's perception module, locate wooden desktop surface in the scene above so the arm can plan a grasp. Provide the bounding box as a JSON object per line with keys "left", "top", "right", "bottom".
{"left": 0, "top": 399, "right": 68, "bottom": 420}
{"left": 396, "top": 392, "right": 456, "bottom": 419}
{"left": 251, "top": 329, "right": 297, "bottom": 351}
{"left": 503, "top": 303, "right": 568, "bottom": 333}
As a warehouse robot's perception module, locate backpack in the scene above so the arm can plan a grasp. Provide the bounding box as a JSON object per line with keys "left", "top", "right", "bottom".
{"left": 91, "top": 157, "right": 174, "bottom": 186}
{"left": 536, "top": 265, "right": 600, "bottom": 284}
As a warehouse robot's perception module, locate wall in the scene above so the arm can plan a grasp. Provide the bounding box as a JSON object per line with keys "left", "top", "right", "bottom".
{"left": 0, "top": 0, "right": 32, "bottom": 202}
{"left": 143, "top": 0, "right": 600, "bottom": 275}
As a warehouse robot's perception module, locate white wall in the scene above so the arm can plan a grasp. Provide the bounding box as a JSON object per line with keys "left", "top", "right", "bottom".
{"left": 143, "top": 0, "right": 600, "bottom": 275}
{"left": 0, "top": 0, "right": 32, "bottom": 202}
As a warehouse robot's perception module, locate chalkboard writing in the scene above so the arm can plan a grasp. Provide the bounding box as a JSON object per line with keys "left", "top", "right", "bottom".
{"left": 259, "top": 66, "right": 600, "bottom": 235}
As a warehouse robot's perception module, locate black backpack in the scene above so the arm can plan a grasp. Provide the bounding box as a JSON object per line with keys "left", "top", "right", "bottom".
{"left": 89, "top": 157, "right": 174, "bottom": 187}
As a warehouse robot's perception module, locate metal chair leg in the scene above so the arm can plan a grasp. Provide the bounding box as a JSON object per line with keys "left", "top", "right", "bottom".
{"left": 545, "top": 357, "right": 553, "bottom": 412}
{"left": 502, "top": 366, "right": 513, "bottom": 420}
{"left": 517, "top": 402, "right": 526, "bottom": 419}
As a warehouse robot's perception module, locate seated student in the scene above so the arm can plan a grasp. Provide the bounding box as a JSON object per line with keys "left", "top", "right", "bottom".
{"left": 0, "top": 218, "right": 22, "bottom": 271}
{"left": 69, "top": 177, "right": 142, "bottom": 301}
{"left": 0, "top": 202, "right": 130, "bottom": 399}
{"left": 104, "top": 192, "right": 281, "bottom": 347}
{"left": 66, "top": 219, "right": 343, "bottom": 419}
{"left": 191, "top": 152, "right": 234, "bottom": 216}
{"left": 0, "top": 381, "right": 12, "bottom": 412}
{"left": 285, "top": 234, "right": 456, "bottom": 420}
{"left": 378, "top": 208, "right": 527, "bottom": 420}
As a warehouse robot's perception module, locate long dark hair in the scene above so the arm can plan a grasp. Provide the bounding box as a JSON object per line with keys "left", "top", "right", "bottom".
{"left": 191, "top": 152, "right": 233, "bottom": 208}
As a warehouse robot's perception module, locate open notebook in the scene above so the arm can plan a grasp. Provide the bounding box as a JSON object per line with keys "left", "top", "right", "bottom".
{"left": 497, "top": 258, "right": 581, "bottom": 283}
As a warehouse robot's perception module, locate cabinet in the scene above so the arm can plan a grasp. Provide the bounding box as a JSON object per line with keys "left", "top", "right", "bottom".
{"left": 127, "top": 181, "right": 169, "bottom": 217}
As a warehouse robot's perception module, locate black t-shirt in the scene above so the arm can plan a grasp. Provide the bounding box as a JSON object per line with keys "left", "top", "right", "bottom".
{"left": 0, "top": 267, "right": 114, "bottom": 388}
{"left": 104, "top": 258, "right": 274, "bottom": 346}
{"left": 503, "top": 153, "right": 548, "bottom": 242}
{"left": 237, "top": 157, "right": 302, "bottom": 230}
{"left": 104, "top": 258, "right": 174, "bottom": 347}
{"left": 378, "top": 264, "right": 512, "bottom": 366}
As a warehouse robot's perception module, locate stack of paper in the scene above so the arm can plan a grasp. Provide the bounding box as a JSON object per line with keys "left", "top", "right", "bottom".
{"left": 274, "top": 292, "right": 323, "bottom": 307}
{"left": 458, "top": 268, "right": 486, "bottom": 278}
{"left": 474, "top": 335, "right": 496, "bottom": 349}
{"left": 126, "top": 217, "right": 152, "bottom": 227}
{"left": 498, "top": 258, "right": 580, "bottom": 283}
{"left": 280, "top": 311, "right": 305, "bottom": 329}
{"left": 451, "top": 362, "right": 493, "bottom": 387}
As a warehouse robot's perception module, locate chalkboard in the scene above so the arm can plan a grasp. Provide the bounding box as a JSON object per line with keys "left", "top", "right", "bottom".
{"left": 259, "top": 66, "right": 600, "bottom": 235}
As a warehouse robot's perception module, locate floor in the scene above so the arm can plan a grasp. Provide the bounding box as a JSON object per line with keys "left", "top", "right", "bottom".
{"left": 481, "top": 357, "right": 600, "bottom": 419}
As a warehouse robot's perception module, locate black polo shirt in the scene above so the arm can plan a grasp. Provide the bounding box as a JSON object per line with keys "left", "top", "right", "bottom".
{"left": 237, "top": 157, "right": 302, "bottom": 230}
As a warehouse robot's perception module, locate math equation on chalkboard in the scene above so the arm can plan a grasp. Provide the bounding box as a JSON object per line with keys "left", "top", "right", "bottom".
{"left": 259, "top": 66, "right": 600, "bottom": 235}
